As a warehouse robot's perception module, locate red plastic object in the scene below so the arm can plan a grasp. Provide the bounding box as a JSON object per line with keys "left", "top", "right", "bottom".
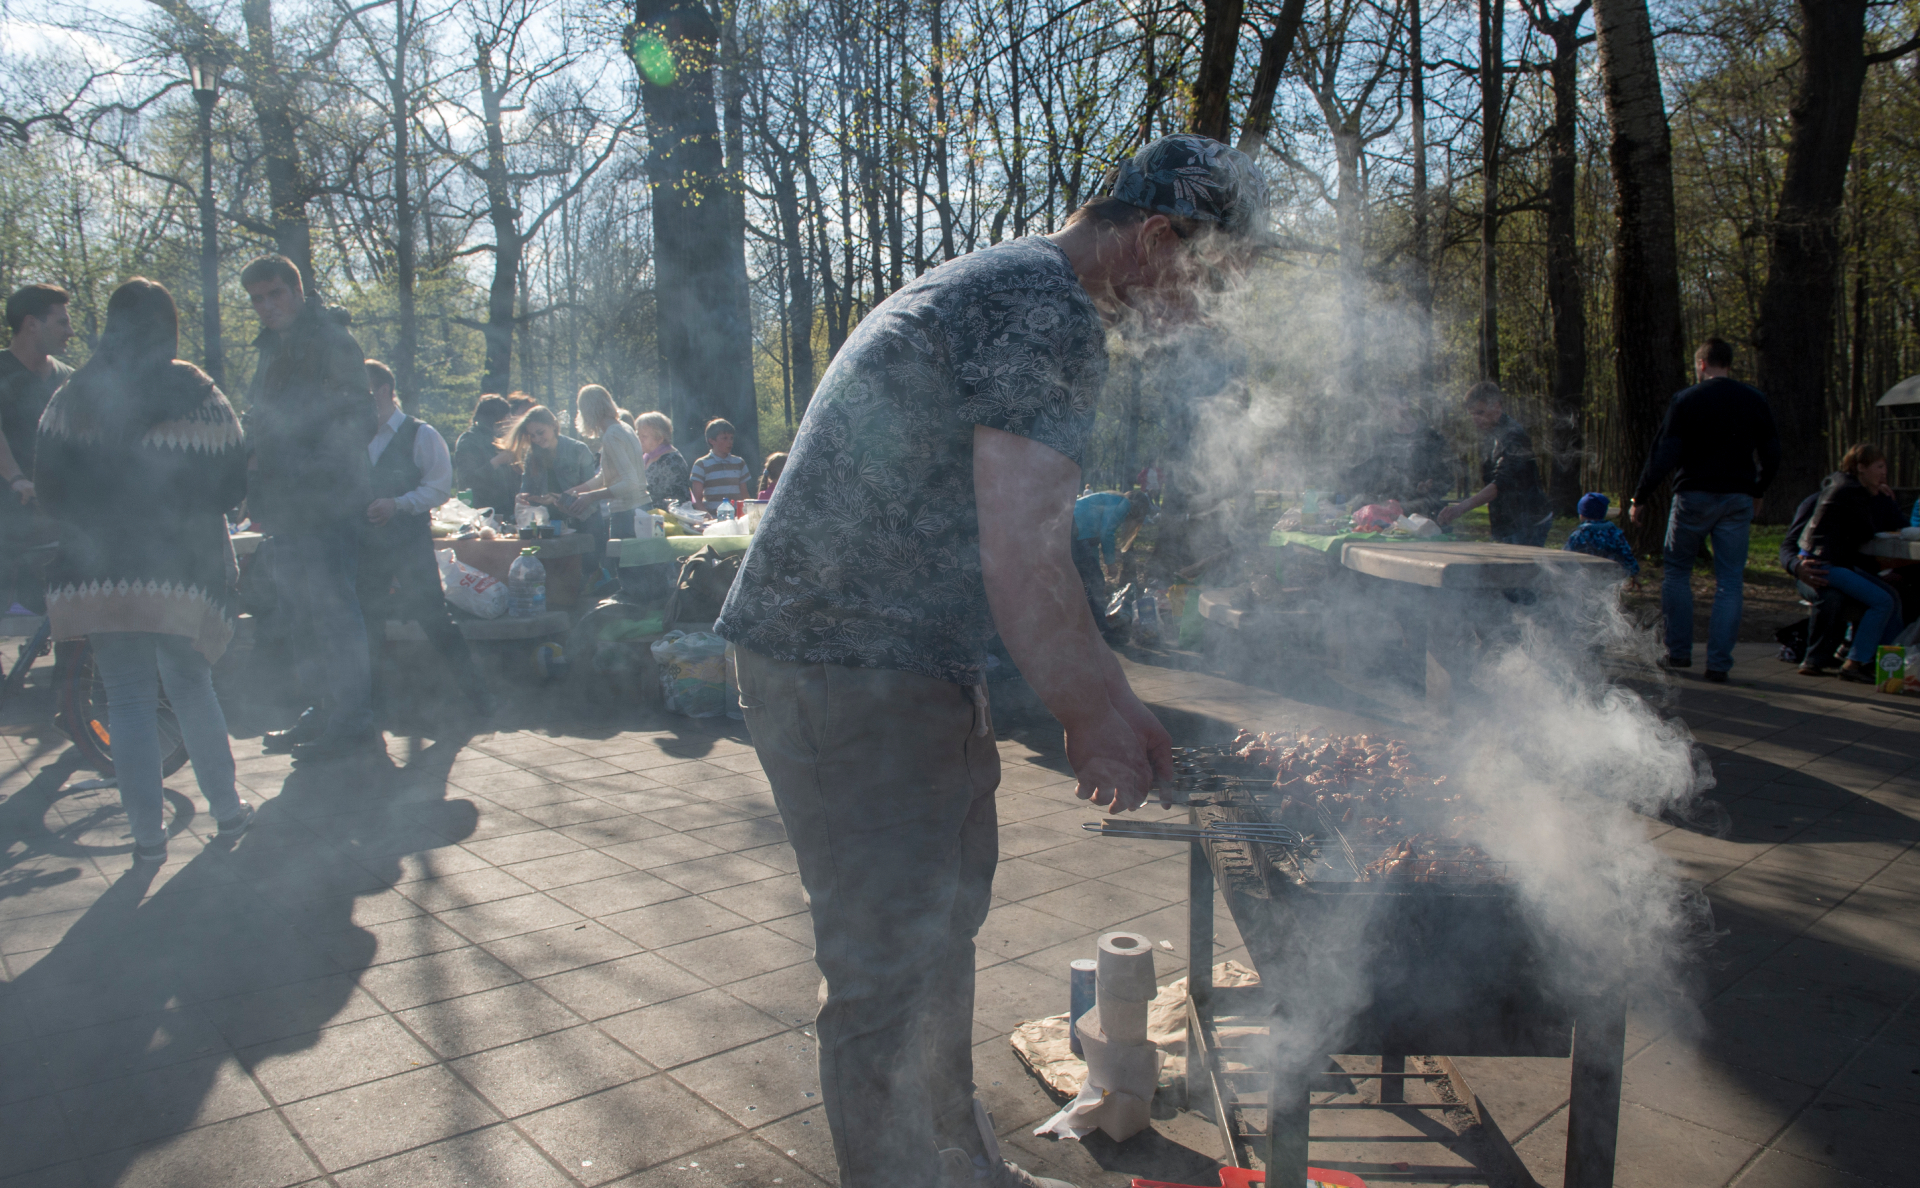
{"left": 1129, "top": 1170, "right": 1367, "bottom": 1188}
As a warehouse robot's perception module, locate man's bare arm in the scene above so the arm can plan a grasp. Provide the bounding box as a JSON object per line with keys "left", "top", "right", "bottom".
{"left": 975, "top": 425, "right": 1169, "bottom": 811}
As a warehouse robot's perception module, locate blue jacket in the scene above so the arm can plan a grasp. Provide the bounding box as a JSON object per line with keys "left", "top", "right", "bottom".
{"left": 1074, "top": 492, "right": 1133, "bottom": 564}
{"left": 1563, "top": 519, "right": 1639, "bottom": 577}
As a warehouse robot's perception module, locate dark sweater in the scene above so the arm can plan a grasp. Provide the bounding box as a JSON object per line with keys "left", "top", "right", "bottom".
{"left": 244, "top": 298, "right": 375, "bottom": 532}
{"left": 36, "top": 360, "right": 248, "bottom": 661}
{"left": 1633, "top": 376, "right": 1782, "bottom": 501}
{"left": 1481, "top": 415, "right": 1550, "bottom": 541}
{"left": 453, "top": 423, "right": 518, "bottom": 517}
{"left": 1797, "top": 470, "right": 1901, "bottom": 574}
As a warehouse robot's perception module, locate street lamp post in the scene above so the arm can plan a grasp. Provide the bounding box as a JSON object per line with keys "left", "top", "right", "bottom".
{"left": 187, "top": 50, "right": 224, "bottom": 388}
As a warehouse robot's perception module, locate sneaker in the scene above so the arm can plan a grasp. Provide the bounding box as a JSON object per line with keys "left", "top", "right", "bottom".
{"left": 215, "top": 803, "right": 255, "bottom": 838}
{"left": 1702, "top": 669, "right": 1729, "bottom": 684}
{"left": 1838, "top": 660, "right": 1876, "bottom": 684}
{"left": 133, "top": 840, "right": 168, "bottom": 864}
{"left": 954, "top": 1100, "right": 1078, "bottom": 1188}
{"left": 1797, "top": 663, "right": 1834, "bottom": 677}
{"left": 263, "top": 707, "right": 325, "bottom": 753}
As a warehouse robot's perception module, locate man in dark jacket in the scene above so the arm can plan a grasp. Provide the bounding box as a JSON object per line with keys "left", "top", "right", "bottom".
{"left": 243, "top": 254, "right": 381, "bottom": 760}
{"left": 1630, "top": 338, "right": 1782, "bottom": 682}
{"left": 1436, "top": 382, "right": 1551, "bottom": 545}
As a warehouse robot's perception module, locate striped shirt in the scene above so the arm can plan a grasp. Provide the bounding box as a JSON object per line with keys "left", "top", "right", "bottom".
{"left": 691, "top": 451, "right": 751, "bottom": 501}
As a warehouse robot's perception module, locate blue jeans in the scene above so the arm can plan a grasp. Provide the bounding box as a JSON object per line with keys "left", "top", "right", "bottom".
{"left": 1820, "top": 566, "right": 1903, "bottom": 663}
{"left": 274, "top": 523, "right": 373, "bottom": 737}
{"left": 1662, "top": 491, "right": 1753, "bottom": 672}
{"left": 92, "top": 632, "right": 242, "bottom": 848}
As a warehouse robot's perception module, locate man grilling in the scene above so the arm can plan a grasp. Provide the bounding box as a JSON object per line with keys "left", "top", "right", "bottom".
{"left": 716, "top": 134, "right": 1268, "bottom": 1188}
{"left": 359, "top": 360, "right": 491, "bottom": 721}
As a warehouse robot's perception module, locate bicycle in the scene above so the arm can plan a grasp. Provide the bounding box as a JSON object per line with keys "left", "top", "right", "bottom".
{"left": 0, "top": 542, "right": 188, "bottom": 778}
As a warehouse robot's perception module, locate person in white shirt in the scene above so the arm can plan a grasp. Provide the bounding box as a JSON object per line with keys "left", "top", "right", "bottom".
{"left": 360, "top": 359, "right": 490, "bottom": 720}
{"left": 566, "top": 384, "right": 649, "bottom": 536}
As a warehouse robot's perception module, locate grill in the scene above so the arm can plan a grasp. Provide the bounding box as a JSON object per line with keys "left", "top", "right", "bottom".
{"left": 1103, "top": 744, "right": 1627, "bottom": 1187}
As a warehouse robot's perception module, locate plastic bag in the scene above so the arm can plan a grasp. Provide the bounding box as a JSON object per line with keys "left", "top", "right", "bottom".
{"left": 1352, "top": 501, "right": 1404, "bottom": 533}
{"left": 649, "top": 630, "right": 731, "bottom": 716}
{"left": 703, "top": 517, "right": 750, "bottom": 536}
{"left": 437, "top": 548, "right": 508, "bottom": 619}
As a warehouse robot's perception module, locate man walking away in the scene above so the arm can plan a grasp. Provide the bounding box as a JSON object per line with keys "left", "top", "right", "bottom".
{"left": 0, "top": 285, "right": 72, "bottom": 512}
{"left": 0, "top": 284, "right": 72, "bottom": 609}
{"left": 718, "top": 133, "right": 1267, "bottom": 1188}
{"left": 360, "top": 360, "right": 492, "bottom": 722}
{"left": 242, "top": 255, "right": 381, "bottom": 760}
{"left": 1630, "top": 338, "right": 1781, "bottom": 682}
{"left": 1436, "top": 382, "right": 1552, "bottom": 546}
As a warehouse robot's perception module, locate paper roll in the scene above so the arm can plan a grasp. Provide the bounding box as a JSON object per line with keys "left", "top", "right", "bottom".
{"left": 1074, "top": 1012, "right": 1162, "bottom": 1092}
{"left": 1096, "top": 931, "right": 1156, "bottom": 1003}
{"left": 1068, "top": 959, "right": 1097, "bottom": 1057}
{"left": 1090, "top": 998, "right": 1149, "bottom": 1047}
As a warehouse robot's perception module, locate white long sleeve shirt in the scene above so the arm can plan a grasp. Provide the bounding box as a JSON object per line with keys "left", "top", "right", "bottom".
{"left": 588, "top": 419, "right": 650, "bottom": 514}
{"left": 369, "top": 408, "right": 453, "bottom": 517}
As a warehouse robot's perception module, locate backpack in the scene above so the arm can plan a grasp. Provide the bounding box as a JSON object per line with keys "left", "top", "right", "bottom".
{"left": 664, "top": 545, "right": 742, "bottom": 631}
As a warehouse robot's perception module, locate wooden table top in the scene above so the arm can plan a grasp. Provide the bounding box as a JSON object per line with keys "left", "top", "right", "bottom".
{"left": 1339, "top": 539, "right": 1622, "bottom": 589}
{"left": 1861, "top": 535, "right": 1920, "bottom": 561}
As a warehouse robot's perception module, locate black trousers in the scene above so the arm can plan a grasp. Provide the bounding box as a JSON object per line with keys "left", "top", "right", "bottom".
{"left": 359, "top": 526, "right": 485, "bottom": 707}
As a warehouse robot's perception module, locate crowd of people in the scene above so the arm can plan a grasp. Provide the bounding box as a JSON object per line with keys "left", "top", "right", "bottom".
{"left": 0, "top": 253, "right": 785, "bottom": 864}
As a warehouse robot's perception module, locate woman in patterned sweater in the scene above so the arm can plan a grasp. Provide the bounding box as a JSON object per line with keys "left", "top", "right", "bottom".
{"left": 35, "top": 278, "right": 253, "bottom": 864}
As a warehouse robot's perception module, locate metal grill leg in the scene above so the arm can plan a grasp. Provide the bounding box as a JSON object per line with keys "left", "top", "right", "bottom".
{"left": 1189, "top": 837, "right": 1213, "bottom": 1009}
{"left": 1266, "top": 1067, "right": 1310, "bottom": 1186}
{"left": 1564, "top": 991, "right": 1627, "bottom": 1188}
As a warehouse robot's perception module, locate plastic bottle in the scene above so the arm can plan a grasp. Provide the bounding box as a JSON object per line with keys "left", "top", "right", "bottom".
{"left": 715, "top": 501, "right": 735, "bottom": 521}
{"left": 507, "top": 548, "right": 547, "bottom": 618}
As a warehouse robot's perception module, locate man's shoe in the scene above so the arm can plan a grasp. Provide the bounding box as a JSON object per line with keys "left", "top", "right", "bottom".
{"left": 961, "top": 1100, "right": 1078, "bottom": 1188}
{"left": 1703, "top": 669, "right": 1729, "bottom": 684}
{"left": 215, "top": 803, "right": 255, "bottom": 838}
{"left": 1838, "top": 660, "right": 1876, "bottom": 684}
{"left": 290, "top": 731, "right": 384, "bottom": 762}
{"left": 1798, "top": 663, "right": 1834, "bottom": 677}
{"left": 1664, "top": 655, "right": 1692, "bottom": 669}
{"left": 263, "top": 708, "right": 325, "bottom": 753}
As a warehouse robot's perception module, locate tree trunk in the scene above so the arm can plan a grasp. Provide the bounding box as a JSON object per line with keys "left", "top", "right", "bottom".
{"left": 1592, "top": 0, "right": 1687, "bottom": 552}
{"left": 930, "top": 0, "right": 957, "bottom": 258}
{"left": 774, "top": 158, "right": 815, "bottom": 412}
{"left": 241, "top": 0, "right": 313, "bottom": 282}
{"left": 477, "top": 42, "right": 519, "bottom": 396}
{"left": 1235, "top": 0, "right": 1308, "bottom": 153}
{"left": 1190, "top": 0, "right": 1246, "bottom": 142}
{"left": 1408, "top": 0, "right": 1432, "bottom": 391}
{"left": 390, "top": 0, "right": 419, "bottom": 407}
{"left": 628, "top": 0, "right": 759, "bottom": 461}
{"left": 1541, "top": 3, "right": 1590, "bottom": 514}
{"left": 1753, "top": 0, "right": 1870, "bottom": 520}
{"left": 1477, "top": 0, "right": 1504, "bottom": 382}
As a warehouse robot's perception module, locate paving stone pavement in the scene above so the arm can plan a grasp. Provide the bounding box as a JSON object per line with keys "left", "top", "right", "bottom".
{"left": 0, "top": 638, "right": 1913, "bottom": 1187}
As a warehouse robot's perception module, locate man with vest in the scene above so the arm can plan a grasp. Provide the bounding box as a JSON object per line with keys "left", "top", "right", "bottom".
{"left": 360, "top": 359, "right": 491, "bottom": 720}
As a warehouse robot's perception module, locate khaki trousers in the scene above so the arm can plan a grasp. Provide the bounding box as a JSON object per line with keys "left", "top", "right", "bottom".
{"left": 735, "top": 650, "right": 1000, "bottom": 1188}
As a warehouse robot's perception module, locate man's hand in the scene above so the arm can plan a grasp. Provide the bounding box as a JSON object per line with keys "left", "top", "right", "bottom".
{"left": 1435, "top": 502, "right": 1463, "bottom": 527}
{"left": 1066, "top": 706, "right": 1158, "bottom": 813}
{"left": 1799, "top": 559, "right": 1830, "bottom": 589}
{"left": 9, "top": 477, "right": 32, "bottom": 504}
{"left": 1629, "top": 502, "right": 1645, "bottom": 526}
{"left": 1106, "top": 681, "right": 1174, "bottom": 801}
{"left": 367, "top": 497, "right": 396, "bottom": 525}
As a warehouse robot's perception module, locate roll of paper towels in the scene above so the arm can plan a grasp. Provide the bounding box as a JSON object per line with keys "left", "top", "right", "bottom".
{"left": 1090, "top": 998, "right": 1149, "bottom": 1047}
{"left": 1096, "top": 931, "right": 1156, "bottom": 1003}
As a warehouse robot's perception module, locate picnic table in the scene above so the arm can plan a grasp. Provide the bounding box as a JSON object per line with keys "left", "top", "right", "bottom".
{"left": 1337, "top": 540, "right": 1620, "bottom": 711}
{"left": 1861, "top": 534, "right": 1920, "bottom": 562}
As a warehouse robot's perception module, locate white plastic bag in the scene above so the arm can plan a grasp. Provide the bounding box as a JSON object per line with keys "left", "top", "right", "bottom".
{"left": 1394, "top": 513, "right": 1442, "bottom": 538}
{"left": 649, "top": 630, "right": 730, "bottom": 716}
{"left": 437, "top": 548, "right": 508, "bottom": 619}
{"left": 703, "top": 517, "right": 750, "bottom": 536}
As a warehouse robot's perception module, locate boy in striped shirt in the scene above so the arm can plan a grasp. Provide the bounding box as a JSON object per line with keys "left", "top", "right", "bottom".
{"left": 690, "top": 418, "right": 751, "bottom": 512}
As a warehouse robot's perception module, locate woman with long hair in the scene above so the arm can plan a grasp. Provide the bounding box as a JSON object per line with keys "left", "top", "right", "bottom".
{"left": 36, "top": 278, "right": 252, "bottom": 863}
{"left": 567, "top": 384, "right": 649, "bottom": 537}
{"left": 1798, "top": 442, "right": 1905, "bottom": 682}
{"left": 494, "top": 404, "right": 598, "bottom": 529}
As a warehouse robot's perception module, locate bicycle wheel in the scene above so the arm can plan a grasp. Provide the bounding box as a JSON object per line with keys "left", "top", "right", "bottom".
{"left": 59, "top": 643, "right": 189, "bottom": 777}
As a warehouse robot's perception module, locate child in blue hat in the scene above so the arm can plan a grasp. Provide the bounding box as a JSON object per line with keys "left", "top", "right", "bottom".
{"left": 1563, "top": 493, "right": 1640, "bottom": 584}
